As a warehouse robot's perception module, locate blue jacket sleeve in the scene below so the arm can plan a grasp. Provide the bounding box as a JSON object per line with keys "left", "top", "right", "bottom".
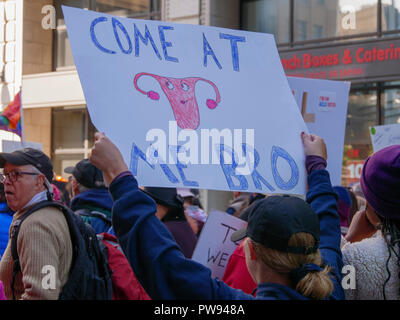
{"left": 306, "top": 169, "right": 344, "bottom": 300}
{"left": 109, "top": 174, "right": 252, "bottom": 300}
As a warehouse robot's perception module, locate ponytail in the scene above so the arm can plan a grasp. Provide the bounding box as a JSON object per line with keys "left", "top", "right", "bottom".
{"left": 252, "top": 232, "right": 334, "bottom": 300}
{"left": 295, "top": 264, "right": 333, "bottom": 299}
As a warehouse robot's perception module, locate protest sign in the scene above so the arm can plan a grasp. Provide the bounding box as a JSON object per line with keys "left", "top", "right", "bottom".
{"left": 191, "top": 210, "right": 247, "bottom": 280}
{"left": 288, "top": 77, "right": 350, "bottom": 186}
{"left": 63, "top": 6, "right": 308, "bottom": 195}
{"left": 370, "top": 123, "right": 400, "bottom": 152}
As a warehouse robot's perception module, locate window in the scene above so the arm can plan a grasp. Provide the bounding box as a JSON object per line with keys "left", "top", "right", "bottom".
{"left": 52, "top": 107, "right": 96, "bottom": 178}
{"left": 338, "top": 0, "right": 378, "bottom": 36}
{"left": 241, "top": 0, "right": 290, "bottom": 44}
{"left": 54, "top": 0, "right": 88, "bottom": 70}
{"left": 342, "top": 86, "right": 377, "bottom": 186}
{"left": 54, "top": 0, "right": 161, "bottom": 69}
{"left": 345, "top": 88, "right": 377, "bottom": 152}
{"left": 312, "top": 24, "right": 323, "bottom": 39}
{"left": 294, "top": 0, "right": 378, "bottom": 42}
{"left": 241, "top": 0, "right": 400, "bottom": 46}
{"left": 382, "top": 86, "right": 400, "bottom": 124}
{"left": 93, "top": 0, "right": 160, "bottom": 19}
{"left": 296, "top": 20, "right": 308, "bottom": 41}
{"left": 382, "top": 0, "right": 400, "bottom": 31}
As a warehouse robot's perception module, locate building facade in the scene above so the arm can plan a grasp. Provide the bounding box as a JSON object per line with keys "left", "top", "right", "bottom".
{"left": 18, "top": 0, "right": 400, "bottom": 211}
{"left": 240, "top": 0, "right": 400, "bottom": 186}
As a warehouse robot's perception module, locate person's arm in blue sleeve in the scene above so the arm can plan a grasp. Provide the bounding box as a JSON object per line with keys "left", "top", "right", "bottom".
{"left": 90, "top": 133, "right": 252, "bottom": 300}
{"left": 301, "top": 133, "right": 344, "bottom": 300}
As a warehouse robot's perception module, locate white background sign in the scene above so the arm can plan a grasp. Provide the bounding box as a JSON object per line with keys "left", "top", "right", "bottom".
{"left": 370, "top": 123, "right": 400, "bottom": 152}
{"left": 191, "top": 210, "right": 247, "bottom": 280}
{"left": 288, "top": 77, "right": 350, "bottom": 186}
{"left": 64, "top": 6, "right": 309, "bottom": 195}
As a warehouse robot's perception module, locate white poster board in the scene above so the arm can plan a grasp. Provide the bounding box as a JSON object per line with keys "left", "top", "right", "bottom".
{"left": 64, "top": 6, "right": 309, "bottom": 195}
{"left": 288, "top": 77, "right": 350, "bottom": 186}
{"left": 370, "top": 123, "right": 400, "bottom": 152}
{"left": 191, "top": 210, "right": 247, "bottom": 280}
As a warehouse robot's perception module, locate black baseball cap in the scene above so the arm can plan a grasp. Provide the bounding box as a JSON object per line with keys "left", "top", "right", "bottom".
{"left": 231, "top": 195, "right": 320, "bottom": 254}
{"left": 0, "top": 148, "right": 54, "bottom": 182}
{"left": 64, "top": 159, "right": 104, "bottom": 189}
{"left": 143, "top": 187, "right": 184, "bottom": 208}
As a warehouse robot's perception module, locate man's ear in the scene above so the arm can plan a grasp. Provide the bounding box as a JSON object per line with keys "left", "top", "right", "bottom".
{"left": 36, "top": 174, "right": 46, "bottom": 189}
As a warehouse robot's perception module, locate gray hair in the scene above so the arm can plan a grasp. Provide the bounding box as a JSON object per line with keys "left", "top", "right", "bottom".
{"left": 28, "top": 165, "right": 53, "bottom": 193}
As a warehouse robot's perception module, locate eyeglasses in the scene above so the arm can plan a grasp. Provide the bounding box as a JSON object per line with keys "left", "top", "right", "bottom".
{"left": 0, "top": 171, "right": 40, "bottom": 183}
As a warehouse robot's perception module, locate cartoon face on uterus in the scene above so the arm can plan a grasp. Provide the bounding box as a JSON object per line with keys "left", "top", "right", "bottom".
{"left": 134, "top": 72, "right": 221, "bottom": 130}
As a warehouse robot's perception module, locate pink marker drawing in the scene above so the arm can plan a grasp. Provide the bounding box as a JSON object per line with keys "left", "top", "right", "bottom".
{"left": 134, "top": 72, "right": 221, "bottom": 130}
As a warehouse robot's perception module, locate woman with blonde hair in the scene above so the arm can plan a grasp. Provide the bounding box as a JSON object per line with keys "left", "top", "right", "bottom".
{"left": 89, "top": 132, "right": 344, "bottom": 300}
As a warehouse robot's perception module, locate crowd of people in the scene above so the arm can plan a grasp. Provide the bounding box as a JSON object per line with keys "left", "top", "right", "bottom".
{"left": 0, "top": 131, "right": 398, "bottom": 300}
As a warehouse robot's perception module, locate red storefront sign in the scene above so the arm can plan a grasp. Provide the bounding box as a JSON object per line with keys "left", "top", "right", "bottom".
{"left": 279, "top": 38, "right": 400, "bottom": 80}
{"left": 343, "top": 160, "right": 365, "bottom": 185}
{"left": 347, "top": 148, "right": 360, "bottom": 158}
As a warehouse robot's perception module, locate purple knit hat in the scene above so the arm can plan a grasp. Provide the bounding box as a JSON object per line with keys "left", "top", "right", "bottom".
{"left": 360, "top": 145, "right": 400, "bottom": 220}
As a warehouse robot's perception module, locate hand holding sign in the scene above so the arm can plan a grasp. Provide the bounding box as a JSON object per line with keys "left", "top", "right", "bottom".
{"left": 90, "top": 132, "right": 128, "bottom": 186}
{"left": 301, "top": 132, "right": 327, "bottom": 160}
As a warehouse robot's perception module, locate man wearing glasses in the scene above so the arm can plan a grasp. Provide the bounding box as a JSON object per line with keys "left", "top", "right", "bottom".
{"left": 0, "top": 148, "right": 72, "bottom": 300}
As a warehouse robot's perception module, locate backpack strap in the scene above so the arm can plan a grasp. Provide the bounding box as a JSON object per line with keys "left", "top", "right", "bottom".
{"left": 75, "top": 209, "right": 112, "bottom": 226}
{"left": 97, "top": 234, "right": 124, "bottom": 254}
{"left": 10, "top": 200, "right": 58, "bottom": 300}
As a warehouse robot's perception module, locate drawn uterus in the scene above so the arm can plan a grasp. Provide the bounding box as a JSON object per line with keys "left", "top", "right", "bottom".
{"left": 134, "top": 72, "right": 221, "bottom": 130}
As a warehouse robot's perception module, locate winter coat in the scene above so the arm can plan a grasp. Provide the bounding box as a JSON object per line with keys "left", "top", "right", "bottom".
{"left": 342, "top": 231, "right": 400, "bottom": 300}
{"left": 70, "top": 188, "right": 113, "bottom": 234}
